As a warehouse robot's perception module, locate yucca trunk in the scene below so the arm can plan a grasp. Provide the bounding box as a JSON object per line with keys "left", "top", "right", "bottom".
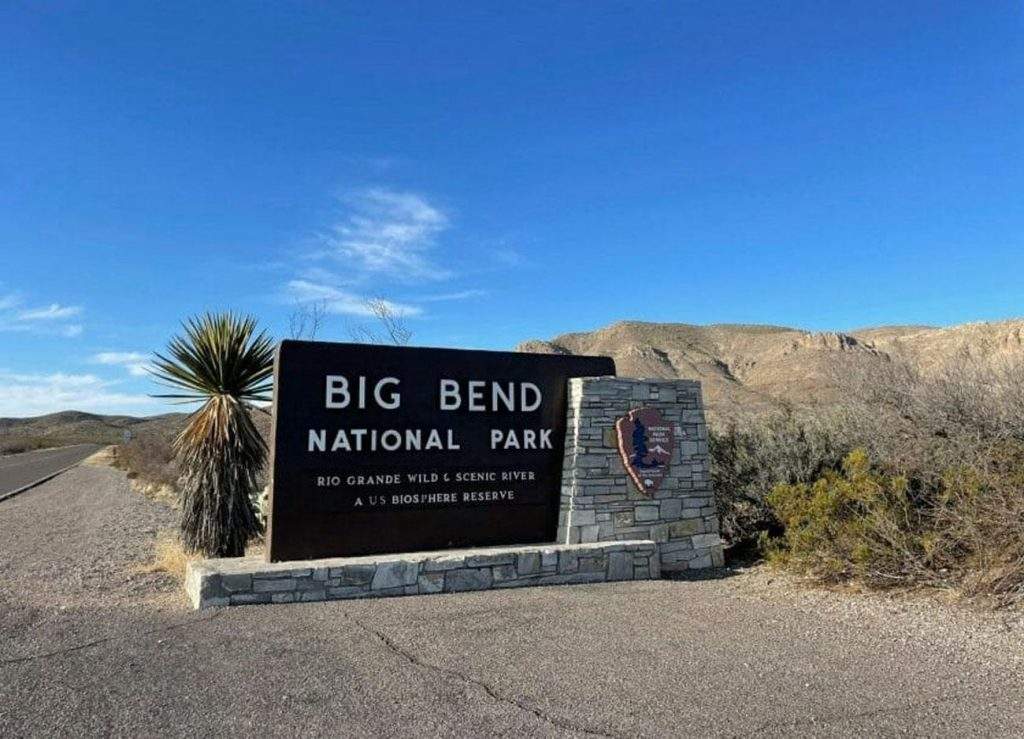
{"left": 175, "top": 395, "right": 265, "bottom": 557}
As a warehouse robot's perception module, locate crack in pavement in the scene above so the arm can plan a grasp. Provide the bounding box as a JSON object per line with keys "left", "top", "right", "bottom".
{"left": 345, "top": 613, "right": 620, "bottom": 738}
{"left": 1, "top": 611, "right": 222, "bottom": 665}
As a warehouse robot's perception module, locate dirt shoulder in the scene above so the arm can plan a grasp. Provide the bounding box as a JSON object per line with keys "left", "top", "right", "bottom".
{"left": 0, "top": 462, "right": 182, "bottom": 617}
{"left": 712, "top": 565, "right": 1023, "bottom": 674}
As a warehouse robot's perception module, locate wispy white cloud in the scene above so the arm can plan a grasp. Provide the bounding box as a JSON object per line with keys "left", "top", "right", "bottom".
{"left": 0, "top": 295, "right": 84, "bottom": 337}
{"left": 418, "top": 289, "right": 488, "bottom": 302}
{"left": 286, "top": 279, "right": 422, "bottom": 317}
{"left": 0, "top": 371, "right": 155, "bottom": 417}
{"left": 18, "top": 303, "right": 82, "bottom": 321}
{"left": 284, "top": 187, "right": 512, "bottom": 322}
{"left": 322, "top": 187, "right": 451, "bottom": 282}
{"left": 91, "top": 351, "right": 152, "bottom": 377}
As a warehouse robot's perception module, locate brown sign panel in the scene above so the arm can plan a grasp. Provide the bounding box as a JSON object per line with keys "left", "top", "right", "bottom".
{"left": 616, "top": 408, "right": 676, "bottom": 495}
{"left": 267, "top": 341, "right": 615, "bottom": 561}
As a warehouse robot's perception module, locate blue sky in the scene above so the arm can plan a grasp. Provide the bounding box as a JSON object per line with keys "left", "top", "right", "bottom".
{"left": 2, "top": 2, "right": 1022, "bottom": 416}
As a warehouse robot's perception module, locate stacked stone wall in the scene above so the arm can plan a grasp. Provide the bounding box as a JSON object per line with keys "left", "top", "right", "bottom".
{"left": 558, "top": 377, "right": 723, "bottom": 572}
{"left": 187, "top": 541, "right": 658, "bottom": 609}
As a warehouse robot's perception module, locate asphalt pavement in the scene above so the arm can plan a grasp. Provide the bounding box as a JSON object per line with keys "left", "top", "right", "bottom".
{"left": 1, "top": 463, "right": 1022, "bottom": 737}
{"left": 0, "top": 443, "right": 102, "bottom": 498}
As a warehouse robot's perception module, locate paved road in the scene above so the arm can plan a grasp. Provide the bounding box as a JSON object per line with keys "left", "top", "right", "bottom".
{"left": 1, "top": 463, "right": 1022, "bottom": 737}
{"left": 0, "top": 444, "right": 102, "bottom": 497}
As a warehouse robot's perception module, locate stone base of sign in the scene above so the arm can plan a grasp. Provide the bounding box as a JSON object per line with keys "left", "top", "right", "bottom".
{"left": 558, "top": 377, "right": 724, "bottom": 573}
{"left": 185, "top": 540, "right": 659, "bottom": 609}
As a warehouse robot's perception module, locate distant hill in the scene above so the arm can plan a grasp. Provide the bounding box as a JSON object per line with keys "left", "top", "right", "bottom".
{"left": 519, "top": 319, "right": 1024, "bottom": 420}
{"left": 0, "top": 411, "right": 187, "bottom": 454}
{"left": 0, "top": 406, "right": 276, "bottom": 456}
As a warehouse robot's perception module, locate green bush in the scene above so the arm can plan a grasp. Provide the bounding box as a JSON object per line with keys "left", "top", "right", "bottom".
{"left": 710, "top": 409, "right": 845, "bottom": 549}
{"left": 766, "top": 449, "right": 924, "bottom": 584}
{"left": 709, "top": 356, "right": 1024, "bottom": 606}
{"left": 765, "top": 447, "right": 1024, "bottom": 603}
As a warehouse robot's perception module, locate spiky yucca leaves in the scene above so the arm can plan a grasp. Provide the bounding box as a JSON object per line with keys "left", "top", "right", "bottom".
{"left": 152, "top": 313, "right": 274, "bottom": 558}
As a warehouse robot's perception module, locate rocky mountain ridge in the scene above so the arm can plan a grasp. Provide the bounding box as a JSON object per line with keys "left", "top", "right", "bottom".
{"left": 519, "top": 319, "right": 1024, "bottom": 418}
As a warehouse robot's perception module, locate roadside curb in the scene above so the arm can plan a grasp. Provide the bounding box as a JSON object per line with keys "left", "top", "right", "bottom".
{"left": 0, "top": 460, "right": 85, "bottom": 504}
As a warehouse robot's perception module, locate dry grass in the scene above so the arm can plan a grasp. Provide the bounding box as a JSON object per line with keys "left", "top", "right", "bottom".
{"left": 246, "top": 540, "right": 266, "bottom": 559}
{"left": 82, "top": 446, "right": 116, "bottom": 466}
{"left": 129, "top": 479, "right": 179, "bottom": 508}
{"left": 114, "top": 433, "right": 180, "bottom": 489}
{"left": 138, "top": 529, "right": 196, "bottom": 582}
{"left": 112, "top": 433, "right": 183, "bottom": 508}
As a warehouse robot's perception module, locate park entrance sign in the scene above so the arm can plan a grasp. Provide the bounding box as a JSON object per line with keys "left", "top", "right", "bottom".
{"left": 266, "top": 340, "right": 615, "bottom": 561}
{"left": 189, "top": 368, "right": 725, "bottom": 608}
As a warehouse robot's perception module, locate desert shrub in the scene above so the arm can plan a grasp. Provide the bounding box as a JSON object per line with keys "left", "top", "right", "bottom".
{"left": 0, "top": 436, "right": 48, "bottom": 455}
{"left": 115, "top": 432, "right": 180, "bottom": 489}
{"left": 714, "top": 354, "right": 1024, "bottom": 604}
{"left": 710, "top": 409, "right": 847, "bottom": 549}
{"left": 766, "top": 450, "right": 926, "bottom": 585}
{"left": 928, "top": 444, "right": 1024, "bottom": 602}
{"left": 766, "top": 445, "right": 1024, "bottom": 604}
{"left": 829, "top": 352, "right": 1024, "bottom": 477}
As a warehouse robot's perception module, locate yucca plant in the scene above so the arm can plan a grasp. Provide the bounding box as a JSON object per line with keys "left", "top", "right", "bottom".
{"left": 152, "top": 313, "right": 275, "bottom": 558}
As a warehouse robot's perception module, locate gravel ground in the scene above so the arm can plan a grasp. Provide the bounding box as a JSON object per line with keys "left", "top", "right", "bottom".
{"left": 1, "top": 460, "right": 1021, "bottom": 737}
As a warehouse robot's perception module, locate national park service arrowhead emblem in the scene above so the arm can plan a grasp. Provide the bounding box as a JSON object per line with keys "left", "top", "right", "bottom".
{"left": 616, "top": 408, "right": 675, "bottom": 496}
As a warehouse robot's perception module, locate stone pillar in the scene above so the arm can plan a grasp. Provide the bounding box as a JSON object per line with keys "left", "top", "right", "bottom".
{"left": 558, "top": 377, "right": 724, "bottom": 573}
